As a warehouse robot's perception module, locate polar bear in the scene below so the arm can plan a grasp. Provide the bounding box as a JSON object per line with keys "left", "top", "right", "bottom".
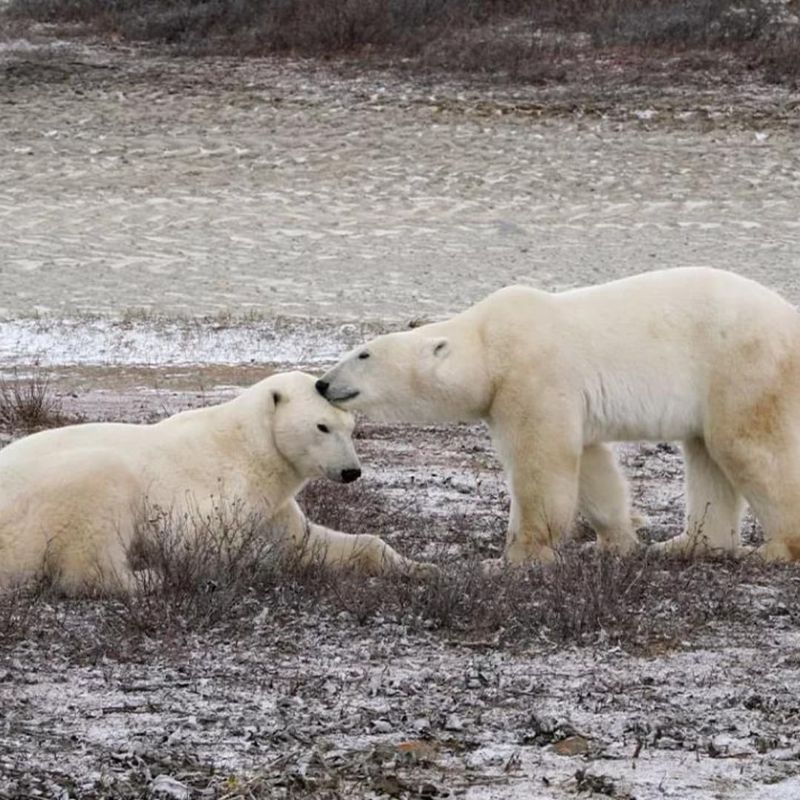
{"left": 0, "top": 371, "right": 433, "bottom": 594}
{"left": 318, "top": 267, "right": 800, "bottom": 566}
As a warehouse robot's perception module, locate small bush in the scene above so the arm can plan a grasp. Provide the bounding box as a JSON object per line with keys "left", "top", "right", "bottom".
{"left": 109, "top": 499, "right": 294, "bottom": 635}
{"left": 298, "top": 477, "right": 421, "bottom": 539}
{"left": 7, "top": 0, "right": 479, "bottom": 54}
{"left": 329, "top": 545, "right": 769, "bottom": 649}
{"left": 107, "top": 490, "right": 788, "bottom": 651}
{"left": 0, "top": 581, "right": 46, "bottom": 644}
{"left": 2, "top": 478, "right": 797, "bottom": 654}
{"left": 760, "top": 28, "right": 800, "bottom": 86}
{"left": 0, "top": 372, "right": 67, "bottom": 434}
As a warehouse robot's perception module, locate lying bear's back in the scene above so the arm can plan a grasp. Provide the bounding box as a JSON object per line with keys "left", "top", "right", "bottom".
{"left": 0, "top": 422, "right": 154, "bottom": 468}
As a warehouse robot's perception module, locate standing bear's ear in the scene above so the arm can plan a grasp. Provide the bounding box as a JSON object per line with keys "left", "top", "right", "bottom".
{"left": 432, "top": 338, "right": 450, "bottom": 358}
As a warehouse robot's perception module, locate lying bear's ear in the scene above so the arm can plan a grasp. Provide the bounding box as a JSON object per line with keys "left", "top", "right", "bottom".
{"left": 432, "top": 338, "right": 449, "bottom": 358}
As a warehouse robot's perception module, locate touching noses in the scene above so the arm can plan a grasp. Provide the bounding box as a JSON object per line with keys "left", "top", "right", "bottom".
{"left": 341, "top": 467, "right": 361, "bottom": 483}
{"left": 316, "top": 379, "right": 329, "bottom": 397}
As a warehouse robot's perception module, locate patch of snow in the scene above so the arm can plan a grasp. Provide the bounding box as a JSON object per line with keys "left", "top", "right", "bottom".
{"left": 0, "top": 318, "right": 385, "bottom": 368}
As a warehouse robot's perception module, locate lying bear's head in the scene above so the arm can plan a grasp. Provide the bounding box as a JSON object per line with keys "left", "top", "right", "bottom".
{"left": 266, "top": 372, "right": 361, "bottom": 484}
{"left": 316, "top": 323, "right": 490, "bottom": 424}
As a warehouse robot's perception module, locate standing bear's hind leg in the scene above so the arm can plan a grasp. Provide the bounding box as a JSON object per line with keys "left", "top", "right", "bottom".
{"left": 656, "top": 437, "right": 744, "bottom": 556}
{"left": 705, "top": 389, "right": 800, "bottom": 562}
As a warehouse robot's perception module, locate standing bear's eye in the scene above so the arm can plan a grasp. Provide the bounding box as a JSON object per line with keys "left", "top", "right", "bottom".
{"left": 317, "top": 424, "right": 330, "bottom": 433}
{"left": 358, "top": 351, "right": 370, "bottom": 360}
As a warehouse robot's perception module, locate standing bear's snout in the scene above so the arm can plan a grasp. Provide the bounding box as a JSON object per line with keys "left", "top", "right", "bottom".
{"left": 315, "top": 379, "right": 329, "bottom": 397}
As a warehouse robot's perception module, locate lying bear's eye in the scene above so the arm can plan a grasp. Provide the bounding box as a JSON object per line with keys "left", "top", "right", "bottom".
{"left": 317, "top": 424, "right": 330, "bottom": 433}
{"left": 358, "top": 351, "right": 370, "bottom": 360}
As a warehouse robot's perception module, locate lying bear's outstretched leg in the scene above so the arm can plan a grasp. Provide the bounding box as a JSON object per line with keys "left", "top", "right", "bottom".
{"left": 577, "top": 443, "right": 641, "bottom": 554}
{"left": 655, "top": 437, "right": 744, "bottom": 556}
{"left": 278, "top": 500, "right": 438, "bottom": 577}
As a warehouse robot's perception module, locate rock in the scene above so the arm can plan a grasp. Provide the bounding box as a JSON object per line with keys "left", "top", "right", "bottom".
{"left": 148, "top": 774, "right": 190, "bottom": 800}
{"left": 552, "top": 735, "right": 591, "bottom": 756}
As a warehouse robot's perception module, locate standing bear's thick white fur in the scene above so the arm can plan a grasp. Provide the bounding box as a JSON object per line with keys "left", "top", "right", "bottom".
{"left": 318, "top": 267, "right": 800, "bottom": 566}
{"left": 0, "top": 371, "right": 433, "bottom": 594}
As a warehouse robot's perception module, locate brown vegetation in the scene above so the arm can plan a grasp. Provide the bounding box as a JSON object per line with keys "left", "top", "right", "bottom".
{"left": 2, "top": 476, "right": 798, "bottom": 654}
{"left": 0, "top": 372, "right": 70, "bottom": 434}
{"left": 6, "top": 0, "right": 800, "bottom": 85}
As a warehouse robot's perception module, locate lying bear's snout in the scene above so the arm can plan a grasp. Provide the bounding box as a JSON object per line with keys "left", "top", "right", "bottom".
{"left": 341, "top": 467, "right": 361, "bottom": 483}
{"left": 315, "top": 379, "right": 329, "bottom": 397}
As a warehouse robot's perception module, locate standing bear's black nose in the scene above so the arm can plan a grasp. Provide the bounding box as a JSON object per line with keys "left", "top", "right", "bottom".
{"left": 316, "top": 379, "right": 329, "bottom": 397}
{"left": 341, "top": 468, "right": 361, "bottom": 483}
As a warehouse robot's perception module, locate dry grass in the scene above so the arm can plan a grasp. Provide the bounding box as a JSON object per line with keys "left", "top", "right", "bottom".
{"left": 0, "top": 371, "right": 69, "bottom": 434}
{"left": 2, "top": 478, "right": 798, "bottom": 654}
{"left": 1, "top": 463, "right": 798, "bottom": 653}
{"left": 6, "top": 0, "right": 800, "bottom": 85}
{"left": 110, "top": 500, "right": 289, "bottom": 635}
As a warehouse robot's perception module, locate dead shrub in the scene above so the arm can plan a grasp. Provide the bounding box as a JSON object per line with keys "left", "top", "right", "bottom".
{"left": 0, "top": 581, "right": 46, "bottom": 644}
{"left": 0, "top": 371, "right": 67, "bottom": 434}
{"left": 419, "top": 25, "right": 570, "bottom": 82}
{"left": 759, "top": 27, "right": 800, "bottom": 85}
{"left": 574, "top": 0, "right": 773, "bottom": 48}
{"left": 304, "top": 545, "right": 790, "bottom": 651}
{"left": 3, "top": 471, "right": 797, "bottom": 656}
{"left": 67, "top": 486, "right": 800, "bottom": 650}
{"left": 108, "top": 499, "right": 295, "bottom": 635}
{"left": 6, "top": 0, "right": 472, "bottom": 54}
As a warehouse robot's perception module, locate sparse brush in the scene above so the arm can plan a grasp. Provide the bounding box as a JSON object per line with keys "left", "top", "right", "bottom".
{"left": 3, "top": 476, "right": 799, "bottom": 655}
{"left": 6, "top": 0, "right": 800, "bottom": 85}
{"left": 65, "top": 486, "right": 800, "bottom": 650}
{"left": 313, "top": 544, "right": 797, "bottom": 651}
{"left": 108, "top": 499, "right": 292, "bottom": 635}
{"left": 0, "top": 580, "right": 45, "bottom": 644}
{"left": 0, "top": 371, "right": 66, "bottom": 434}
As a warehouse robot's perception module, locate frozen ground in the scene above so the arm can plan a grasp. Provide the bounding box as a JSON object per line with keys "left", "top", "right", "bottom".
{"left": 1, "top": 377, "right": 800, "bottom": 800}
{"left": 1, "top": 30, "right": 800, "bottom": 800}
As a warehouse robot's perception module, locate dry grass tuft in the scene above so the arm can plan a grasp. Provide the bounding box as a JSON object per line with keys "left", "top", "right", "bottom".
{"left": 0, "top": 372, "right": 68, "bottom": 434}
{"left": 109, "top": 499, "right": 296, "bottom": 635}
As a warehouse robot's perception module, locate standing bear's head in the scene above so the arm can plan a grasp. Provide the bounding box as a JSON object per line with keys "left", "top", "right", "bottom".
{"left": 255, "top": 372, "right": 361, "bottom": 484}
{"left": 316, "top": 322, "right": 491, "bottom": 424}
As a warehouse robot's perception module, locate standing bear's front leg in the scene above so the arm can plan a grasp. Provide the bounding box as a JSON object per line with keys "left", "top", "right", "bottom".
{"left": 487, "top": 401, "right": 584, "bottom": 571}
{"left": 577, "top": 443, "right": 643, "bottom": 554}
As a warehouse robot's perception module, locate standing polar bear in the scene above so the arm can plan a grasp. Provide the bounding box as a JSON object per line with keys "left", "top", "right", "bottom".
{"left": 318, "top": 267, "right": 800, "bottom": 566}
{"left": 0, "top": 371, "right": 432, "bottom": 594}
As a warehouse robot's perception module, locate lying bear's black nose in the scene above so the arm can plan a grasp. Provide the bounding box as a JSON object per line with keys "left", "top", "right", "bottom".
{"left": 316, "top": 379, "right": 329, "bottom": 397}
{"left": 341, "top": 468, "right": 361, "bottom": 483}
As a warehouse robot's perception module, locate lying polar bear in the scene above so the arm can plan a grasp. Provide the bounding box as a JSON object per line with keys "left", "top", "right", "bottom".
{"left": 0, "top": 371, "right": 432, "bottom": 594}
{"left": 318, "top": 267, "right": 800, "bottom": 566}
